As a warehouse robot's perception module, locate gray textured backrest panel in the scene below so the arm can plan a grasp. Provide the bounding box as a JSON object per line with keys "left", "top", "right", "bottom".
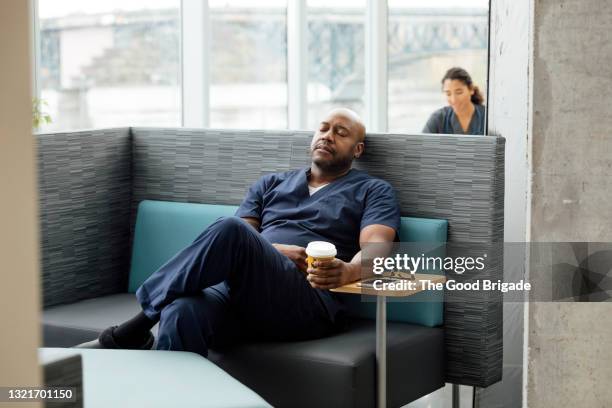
{"left": 37, "top": 129, "right": 132, "bottom": 308}
{"left": 132, "top": 127, "right": 505, "bottom": 387}
{"left": 132, "top": 128, "right": 311, "bottom": 205}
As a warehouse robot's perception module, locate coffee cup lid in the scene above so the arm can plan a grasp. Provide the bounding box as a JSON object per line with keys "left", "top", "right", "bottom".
{"left": 306, "top": 241, "right": 337, "bottom": 258}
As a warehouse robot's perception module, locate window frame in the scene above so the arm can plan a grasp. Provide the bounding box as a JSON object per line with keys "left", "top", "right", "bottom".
{"left": 33, "top": 0, "right": 490, "bottom": 134}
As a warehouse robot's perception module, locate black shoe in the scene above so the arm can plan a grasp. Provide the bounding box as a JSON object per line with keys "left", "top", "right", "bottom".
{"left": 97, "top": 325, "right": 155, "bottom": 350}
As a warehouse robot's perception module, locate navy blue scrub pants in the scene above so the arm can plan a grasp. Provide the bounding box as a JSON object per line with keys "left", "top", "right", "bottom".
{"left": 136, "top": 217, "right": 342, "bottom": 357}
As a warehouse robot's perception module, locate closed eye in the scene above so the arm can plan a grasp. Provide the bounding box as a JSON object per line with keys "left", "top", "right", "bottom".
{"left": 335, "top": 126, "right": 349, "bottom": 136}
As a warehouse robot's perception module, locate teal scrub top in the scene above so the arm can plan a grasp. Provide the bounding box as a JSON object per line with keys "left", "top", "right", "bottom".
{"left": 423, "top": 104, "right": 486, "bottom": 135}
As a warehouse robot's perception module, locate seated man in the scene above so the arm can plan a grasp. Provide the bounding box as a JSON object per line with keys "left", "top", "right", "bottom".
{"left": 97, "top": 108, "right": 400, "bottom": 356}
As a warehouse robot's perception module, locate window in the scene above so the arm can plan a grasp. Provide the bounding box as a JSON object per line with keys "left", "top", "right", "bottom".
{"left": 209, "top": 0, "right": 287, "bottom": 129}
{"left": 34, "top": 1, "right": 490, "bottom": 133}
{"left": 387, "top": 0, "right": 489, "bottom": 133}
{"left": 307, "top": 0, "right": 365, "bottom": 129}
{"left": 37, "top": 0, "right": 181, "bottom": 131}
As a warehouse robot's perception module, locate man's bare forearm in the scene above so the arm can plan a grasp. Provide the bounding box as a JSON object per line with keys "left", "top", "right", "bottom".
{"left": 347, "top": 238, "right": 395, "bottom": 282}
{"left": 346, "top": 245, "right": 392, "bottom": 282}
{"left": 241, "top": 217, "right": 261, "bottom": 231}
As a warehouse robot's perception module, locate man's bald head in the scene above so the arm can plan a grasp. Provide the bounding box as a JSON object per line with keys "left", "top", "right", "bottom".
{"left": 325, "top": 108, "right": 366, "bottom": 142}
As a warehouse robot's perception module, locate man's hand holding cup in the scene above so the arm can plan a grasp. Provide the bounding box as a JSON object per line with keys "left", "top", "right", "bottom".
{"left": 306, "top": 241, "right": 354, "bottom": 290}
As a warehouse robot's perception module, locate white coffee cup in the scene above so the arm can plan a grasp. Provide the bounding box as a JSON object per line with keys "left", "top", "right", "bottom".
{"left": 306, "top": 241, "right": 337, "bottom": 269}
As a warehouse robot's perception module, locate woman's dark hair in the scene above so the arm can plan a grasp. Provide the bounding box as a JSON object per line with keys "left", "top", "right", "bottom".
{"left": 441, "top": 67, "right": 484, "bottom": 105}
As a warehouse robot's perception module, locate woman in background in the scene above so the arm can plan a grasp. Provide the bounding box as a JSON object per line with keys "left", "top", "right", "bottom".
{"left": 422, "top": 67, "right": 485, "bottom": 135}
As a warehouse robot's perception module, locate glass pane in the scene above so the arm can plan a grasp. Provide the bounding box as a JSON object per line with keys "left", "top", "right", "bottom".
{"left": 388, "top": 0, "right": 489, "bottom": 134}
{"left": 38, "top": 0, "right": 181, "bottom": 131}
{"left": 307, "top": 0, "right": 365, "bottom": 129}
{"left": 209, "top": 0, "right": 287, "bottom": 129}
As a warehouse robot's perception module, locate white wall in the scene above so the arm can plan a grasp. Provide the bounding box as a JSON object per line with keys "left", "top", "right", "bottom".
{"left": 484, "top": 0, "right": 533, "bottom": 406}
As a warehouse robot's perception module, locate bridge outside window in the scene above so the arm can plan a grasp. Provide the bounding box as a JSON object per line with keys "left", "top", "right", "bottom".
{"left": 388, "top": 0, "right": 489, "bottom": 133}
{"left": 209, "top": 0, "right": 288, "bottom": 129}
{"left": 36, "top": 0, "right": 181, "bottom": 131}
{"left": 34, "top": 0, "right": 489, "bottom": 134}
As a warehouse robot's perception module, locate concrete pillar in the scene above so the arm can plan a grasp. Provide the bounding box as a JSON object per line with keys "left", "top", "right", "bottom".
{"left": 529, "top": 0, "right": 612, "bottom": 406}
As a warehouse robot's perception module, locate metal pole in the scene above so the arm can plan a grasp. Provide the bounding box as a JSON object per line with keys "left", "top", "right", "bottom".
{"left": 452, "top": 383, "right": 460, "bottom": 408}
{"left": 376, "top": 295, "right": 387, "bottom": 408}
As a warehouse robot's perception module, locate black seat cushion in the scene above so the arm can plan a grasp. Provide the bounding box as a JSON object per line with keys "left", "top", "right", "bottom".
{"left": 44, "top": 295, "right": 445, "bottom": 407}
{"left": 43, "top": 293, "right": 152, "bottom": 347}
{"left": 209, "top": 319, "right": 445, "bottom": 408}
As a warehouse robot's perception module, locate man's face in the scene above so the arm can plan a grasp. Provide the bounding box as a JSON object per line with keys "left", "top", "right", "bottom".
{"left": 310, "top": 111, "right": 364, "bottom": 173}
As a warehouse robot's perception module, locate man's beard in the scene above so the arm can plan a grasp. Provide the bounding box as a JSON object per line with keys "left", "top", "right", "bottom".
{"left": 311, "top": 150, "right": 354, "bottom": 173}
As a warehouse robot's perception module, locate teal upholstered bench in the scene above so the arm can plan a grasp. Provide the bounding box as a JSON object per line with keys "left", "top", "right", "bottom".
{"left": 39, "top": 348, "right": 271, "bottom": 408}
{"left": 129, "top": 200, "right": 448, "bottom": 327}
{"left": 43, "top": 199, "right": 448, "bottom": 407}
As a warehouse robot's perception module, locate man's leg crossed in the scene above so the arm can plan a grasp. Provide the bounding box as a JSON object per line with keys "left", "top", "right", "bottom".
{"left": 156, "top": 282, "right": 242, "bottom": 357}
{"left": 100, "top": 216, "right": 340, "bottom": 349}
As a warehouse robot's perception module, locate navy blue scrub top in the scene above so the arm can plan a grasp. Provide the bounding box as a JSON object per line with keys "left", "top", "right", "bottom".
{"left": 235, "top": 167, "right": 401, "bottom": 262}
